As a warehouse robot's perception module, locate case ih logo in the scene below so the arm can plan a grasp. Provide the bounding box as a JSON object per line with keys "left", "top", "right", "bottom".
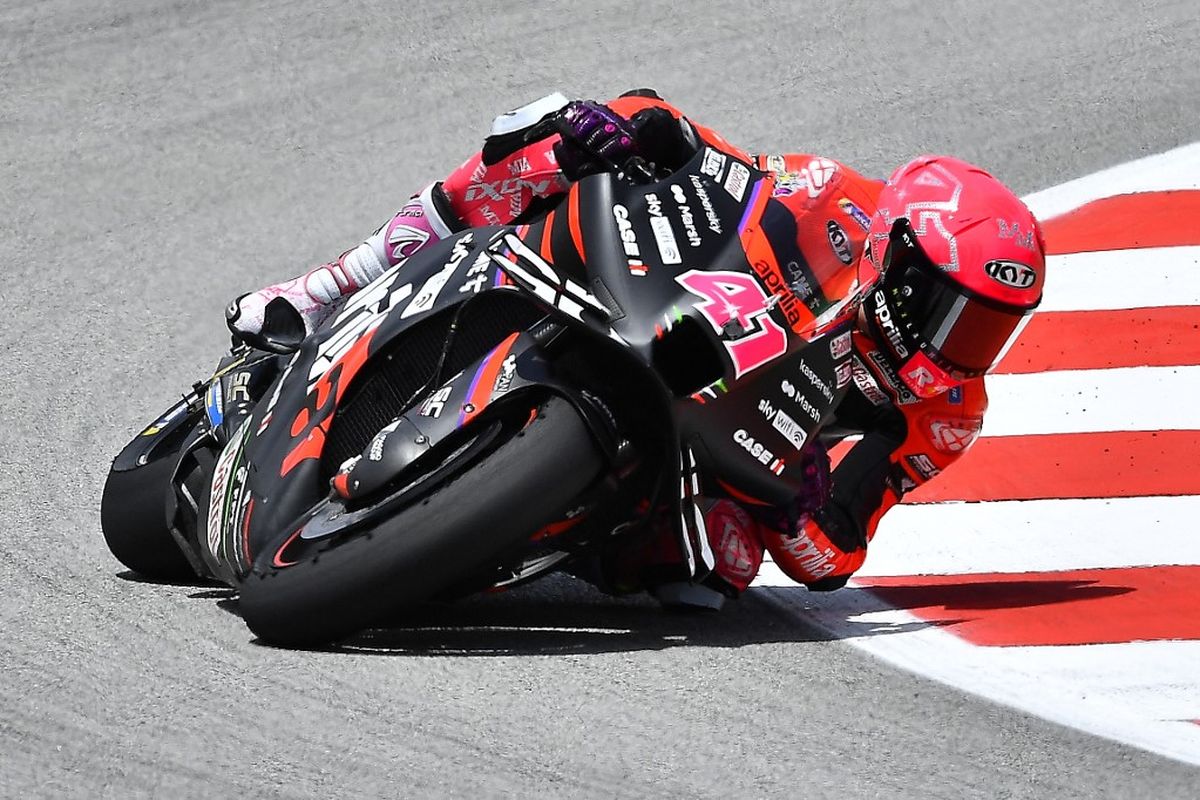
{"left": 984, "top": 259, "right": 1037, "bottom": 289}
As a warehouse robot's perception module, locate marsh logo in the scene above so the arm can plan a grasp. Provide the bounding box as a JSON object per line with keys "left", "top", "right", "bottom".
{"left": 984, "top": 259, "right": 1037, "bottom": 289}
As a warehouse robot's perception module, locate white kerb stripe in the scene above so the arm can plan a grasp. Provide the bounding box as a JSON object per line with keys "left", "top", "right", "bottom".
{"left": 848, "top": 495, "right": 1200, "bottom": 576}
{"left": 983, "top": 365, "right": 1200, "bottom": 436}
{"left": 1039, "top": 246, "right": 1200, "bottom": 312}
{"left": 1023, "top": 141, "right": 1200, "bottom": 221}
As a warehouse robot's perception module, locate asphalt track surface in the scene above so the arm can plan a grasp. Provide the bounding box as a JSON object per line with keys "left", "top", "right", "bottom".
{"left": 3, "top": 1, "right": 1198, "bottom": 797}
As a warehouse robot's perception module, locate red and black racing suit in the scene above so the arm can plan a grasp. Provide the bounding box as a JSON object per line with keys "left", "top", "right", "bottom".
{"left": 744, "top": 152, "right": 988, "bottom": 590}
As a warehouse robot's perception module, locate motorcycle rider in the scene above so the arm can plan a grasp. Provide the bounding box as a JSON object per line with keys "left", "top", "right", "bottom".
{"left": 227, "top": 91, "right": 1046, "bottom": 606}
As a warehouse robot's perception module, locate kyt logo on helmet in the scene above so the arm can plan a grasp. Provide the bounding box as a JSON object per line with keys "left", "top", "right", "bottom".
{"left": 858, "top": 155, "right": 1046, "bottom": 398}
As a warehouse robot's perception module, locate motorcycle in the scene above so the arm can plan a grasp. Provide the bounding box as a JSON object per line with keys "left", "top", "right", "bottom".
{"left": 101, "top": 134, "right": 868, "bottom": 648}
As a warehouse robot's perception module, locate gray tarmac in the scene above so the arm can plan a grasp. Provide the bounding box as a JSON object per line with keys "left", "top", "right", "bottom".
{"left": 2, "top": 1, "right": 1199, "bottom": 797}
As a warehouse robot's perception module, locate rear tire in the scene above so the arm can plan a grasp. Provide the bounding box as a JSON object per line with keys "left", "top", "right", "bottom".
{"left": 238, "top": 395, "right": 604, "bottom": 648}
{"left": 101, "top": 455, "right": 196, "bottom": 581}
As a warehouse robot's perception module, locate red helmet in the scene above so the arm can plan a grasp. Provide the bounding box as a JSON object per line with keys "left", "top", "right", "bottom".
{"left": 859, "top": 155, "right": 1045, "bottom": 397}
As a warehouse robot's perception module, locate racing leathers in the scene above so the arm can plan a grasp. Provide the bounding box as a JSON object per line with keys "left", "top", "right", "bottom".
{"left": 227, "top": 91, "right": 988, "bottom": 597}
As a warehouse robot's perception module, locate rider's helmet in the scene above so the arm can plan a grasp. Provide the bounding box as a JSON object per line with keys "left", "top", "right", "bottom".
{"left": 859, "top": 155, "right": 1045, "bottom": 398}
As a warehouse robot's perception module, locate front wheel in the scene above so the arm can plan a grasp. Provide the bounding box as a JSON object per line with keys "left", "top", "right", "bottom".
{"left": 101, "top": 454, "right": 196, "bottom": 581}
{"left": 238, "top": 395, "right": 605, "bottom": 648}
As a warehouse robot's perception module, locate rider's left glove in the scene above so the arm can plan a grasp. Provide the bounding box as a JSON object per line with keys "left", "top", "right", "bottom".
{"left": 553, "top": 100, "right": 639, "bottom": 181}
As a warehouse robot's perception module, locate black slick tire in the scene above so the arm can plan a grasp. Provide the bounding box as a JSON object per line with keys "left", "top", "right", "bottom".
{"left": 238, "top": 396, "right": 603, "bottom": 648}
{"left": 101, "top": 455, "right": 196, "bottom": 581}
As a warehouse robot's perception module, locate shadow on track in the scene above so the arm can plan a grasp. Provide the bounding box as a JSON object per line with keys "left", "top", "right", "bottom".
{"left": 117, "top": 568, "right": 1143, "bottom": 654}
{"left": 334, "top": 590, "right": 833, "bottom": 656}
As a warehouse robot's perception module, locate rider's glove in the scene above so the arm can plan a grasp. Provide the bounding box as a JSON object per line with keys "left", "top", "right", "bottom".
{"left": 553, "top": 100, "right": 639, "bottom": 181}
{"left": 748, "top": 441, "right": 833, "bottom": 535}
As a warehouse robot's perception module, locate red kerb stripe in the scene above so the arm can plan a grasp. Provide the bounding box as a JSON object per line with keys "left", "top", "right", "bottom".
{"left": 997, "top": 306, "right": 1200, "bottom": 373}
{"left": 905, "top": 430, "right": 1200, "bottom": 502}
{"left": 858, "top": 566, "right": 1200, "bottom": 646}
{"left": 1042, "top": 190, "right": 1200, "bottom": 253}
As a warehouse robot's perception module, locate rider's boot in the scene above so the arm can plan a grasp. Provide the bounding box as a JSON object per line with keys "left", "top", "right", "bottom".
{"left": 226, "top": 184, "right": 458, "bottom": 353}
{"left": 652, "top": 500, "right": 765, "bottom": 611}
{"left": 594, "top": 500, "right": 765, "bottom": 612}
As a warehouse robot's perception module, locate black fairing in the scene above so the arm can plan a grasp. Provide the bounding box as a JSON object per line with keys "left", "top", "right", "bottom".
{"left": 191, "top": 141, "right": 865, "bottom": 582}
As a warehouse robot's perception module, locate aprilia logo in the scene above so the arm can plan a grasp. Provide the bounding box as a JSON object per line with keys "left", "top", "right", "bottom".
{"left": 873, "top": 291, "right": 909, "bottom": 359}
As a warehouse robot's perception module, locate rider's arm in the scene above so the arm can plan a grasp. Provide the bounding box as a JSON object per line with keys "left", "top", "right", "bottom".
{"left": 760, "top": 377, "right": 988, "bottom": 590}
{"left": 442, "top": 89, "right": 735, "bottom": 228}
{"left": 311, "top": 90, "right": 734, "bottom": 289}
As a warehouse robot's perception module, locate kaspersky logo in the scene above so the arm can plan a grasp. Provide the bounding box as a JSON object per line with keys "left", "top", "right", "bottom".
{"left": 873, "top": 291, "right": 909, "bottom": 359}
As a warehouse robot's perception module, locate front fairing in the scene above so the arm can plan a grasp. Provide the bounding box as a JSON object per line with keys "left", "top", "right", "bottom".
{"left": 501, "top": 145, "right": 865, "bottom": 504}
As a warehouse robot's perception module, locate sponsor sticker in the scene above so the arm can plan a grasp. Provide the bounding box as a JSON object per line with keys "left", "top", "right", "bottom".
{"left": 798, "top": 358, "right": 834, "bottom": 403}
{"left": 873, "top": 291, "right": 908, "bottom": 358}
{"left": 612, "top": 203, "right": 647, "bottom": 274}
{"left": 733, "top": 428, "right": 785, "bottom": 476}
{"left": 826, "top": 220, "right": 854, "bottom": 265}
{"left": 778, "top": 379, "right": 822, "bottom": 422}
{"left": 866, "top": 349, "right": 919, "bottom": 405}
{"left": 851, "top": 356, "right": 891, "bottom": 407}
{"left": 830, "top": 330, "right": 852, "bottom": 359}
{"left": 205, "top": 381, "right": 224, "bottom": 428}
{"left": 984, "top": 259, "right": 1037, "bottom": 289}
{"left": 801, "top": 157, "right": 838, "bottom": 199}
{"left": 771, "top": 407, "right": 808, "bottom": 451}
{"left": 773, "top": 170, "right": 807, "bottom": 197}
{"left": 206, "top": 422, "right": 249, "bottom": 562}
{"left": 645, "top": 192, "right": 682, "bottom": 265}
{"left": 650, "top": 216, "right": 682, "bottom": 264}
{"left": 724, "top": 162, "right": 750, "bottom": 202}
{"left": 928, "top": 418, "right": 982, "bottom": 453}
{"left": 141, "top": 402, "right": 188, "bottom": 437}
{"left": 835, "top": 359, "right": 852, "bottom": 388}
{"left": 701, "top": 148, "right": 727, "bottom": 179}
{"left": 493, "top": 353, "right": 517, "bottom": 394}
{"left": 419, "top": 384, "right": 454, "bottom": 418}
{"left": 403, "top": 234, "right": 474, "bottom": 318}
{"left": 996, "top": 218, "right": 1037, "bottom": 250}
{"left": 838, "top": 197, "right": 872, "bottom": 231}
{"left": 906, "top": 453, "right": 942, "bottom": 481}
{"left": 670, "top": 183, "right": 702, "bottom": 247}
{"left": 689, "top": 174, "right": 722, "bottom": 234}
{"left": 368, "top": 419, "right": 403, "bottom": 461}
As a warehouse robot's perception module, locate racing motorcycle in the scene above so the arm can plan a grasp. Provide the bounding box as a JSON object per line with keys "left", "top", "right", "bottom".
{"left": 102, "top": 136, "right": 868, "bottom": 648}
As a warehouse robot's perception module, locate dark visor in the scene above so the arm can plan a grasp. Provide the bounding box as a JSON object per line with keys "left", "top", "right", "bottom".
{"left": 884, "top": 220, "right": 1033, "bottom": 377}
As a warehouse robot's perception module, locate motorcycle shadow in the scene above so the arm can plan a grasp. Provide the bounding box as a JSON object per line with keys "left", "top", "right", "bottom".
{"left": 328, "top": 572, "right": 1139, "bottom": 656}
{"left": 325, "top": 576, "right": 842, "bottom": 657}
{"left": 116, "top": 569, "right": 224, "bottom": 590}
{"left": 140, "top": 569, "right": 1131, "bottom": 653}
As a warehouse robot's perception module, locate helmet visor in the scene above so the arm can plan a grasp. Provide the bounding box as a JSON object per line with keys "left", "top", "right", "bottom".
{"left": 884, "top": 220, "right": 1032, "bottom": 378}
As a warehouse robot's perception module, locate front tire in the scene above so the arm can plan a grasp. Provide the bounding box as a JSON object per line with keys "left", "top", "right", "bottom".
{"left": 238, "top": 395, "right": 604, "bottom": 648}
{"left": 101, "top": 454, "right": 196, "bottom": 581}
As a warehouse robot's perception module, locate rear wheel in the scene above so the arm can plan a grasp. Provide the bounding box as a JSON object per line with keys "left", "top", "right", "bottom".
{"left": 238, "top": 395, "right": 604, "bottom": 648}
{"left": 101, "top": 454, "right": 195, "bottom": 581}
